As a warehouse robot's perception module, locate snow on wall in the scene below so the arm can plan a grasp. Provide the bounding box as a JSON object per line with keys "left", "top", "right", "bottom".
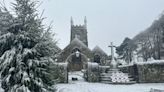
{"left": 136, "top": 60, "right": 164, "bottom": 65}
{"left": 86, "top": 62, "right": 99, "bottom": 82}
{"left": 55, "top": 62, "right": 68, "bottom": 69}
{"left": 119, "top": 60, "right": 164, "bottom": 83}
{"left": 87, "top": 62, "right": 99, "bottom": 69}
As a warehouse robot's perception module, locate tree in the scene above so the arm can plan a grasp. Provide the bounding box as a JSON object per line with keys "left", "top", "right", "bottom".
{"left": 116, "top": 37, "right": 133, "bottom": 63}
{"left": 0, "top": 0, "right": 57, "bottom": 92}
{"left": 132, "top": 13, "right": 164, "bottom": 61}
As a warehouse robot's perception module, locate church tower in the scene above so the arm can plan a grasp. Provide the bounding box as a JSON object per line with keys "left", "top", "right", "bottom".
{"left": 70, "top": 17, "right": 88, "bottom": 46}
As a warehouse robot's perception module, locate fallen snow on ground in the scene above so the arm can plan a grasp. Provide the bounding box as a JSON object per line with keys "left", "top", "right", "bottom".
{"left": 55, "top": 71, "right": 164, "bottom": 92}
{"left": 56, "top": 82, "right": 164, "bottom": 92}
{"left": 68, "top": 71, "right": 85, "bottom": 83}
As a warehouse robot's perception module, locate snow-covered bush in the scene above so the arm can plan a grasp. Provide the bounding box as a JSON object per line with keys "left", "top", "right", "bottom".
{"left": 0, "top": 0, "right": 58, "bottom": 92}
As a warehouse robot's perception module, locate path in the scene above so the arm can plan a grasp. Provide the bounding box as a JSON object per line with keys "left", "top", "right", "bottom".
{"left": 55, "top": 71, "right": 164, "bottom": 92}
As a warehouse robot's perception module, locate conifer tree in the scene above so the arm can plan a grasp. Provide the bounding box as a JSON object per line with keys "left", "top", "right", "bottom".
{"left": 0, "top": 0, "right": 57, "bottom": 92}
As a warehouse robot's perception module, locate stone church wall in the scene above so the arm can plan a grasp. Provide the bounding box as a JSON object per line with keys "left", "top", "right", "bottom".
{"left": 137, "top": 63, "right": 164, "bottom": 83}
{"left": 119, "top": 62, "right": 164, "bottom": 83}
{"left": 58, "top": 42, "right": 93, "bottom": 63}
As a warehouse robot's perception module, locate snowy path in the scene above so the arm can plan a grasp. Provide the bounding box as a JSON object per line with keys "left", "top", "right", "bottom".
{"left": 56, "top": 82, "right": 164, "bottom": 92}
{"left": 55, "top": 71, "right": 164, "bottom": 92}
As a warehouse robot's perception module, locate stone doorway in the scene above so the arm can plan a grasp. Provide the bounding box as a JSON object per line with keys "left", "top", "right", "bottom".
{"left": 66, "top": 48, "right": 89, "bottom": 71}
{"left": 69, "top": 53, "right": 83, "bottom": 71}
{"left": 68, "top": 48, "right": 83, "bottom": 71}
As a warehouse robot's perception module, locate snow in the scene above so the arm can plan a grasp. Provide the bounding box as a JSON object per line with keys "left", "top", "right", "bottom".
{"left": 0, "top": 80, "right": 4, "bottom": 92}
{"left": 56, "top": 83, "right": 164, "bottom": 92}
{"left": 99, "top": 65, "right": 110, "bottom": 69}
{"left": 55, "top": 71, "right": 164, "bottom": 92}
{"left": 92, "top": 46, "right": 107, "bottom": 55}
{"left": 118, "top": 64, "right": 133, "bottom": 67}
{"left": 136, "top": 60, "right": 164, "bottom": 65}
{"left": 9, "top": 67, "right": 15, "bottom": 72}
{"left": 87, "top": 62, "right": 99, "bottom": 68}
{"left": 67, "top": 38, "right": 91, "bottom": 51}
{"left": 22, "top": 72, "right": 30, "bottom": 82}
{"left": 68, "top": 71, "right": 85, "bottom": 83}
{"left": 13, "top": 85, "right": 30, "bottom": 92}
{"left": 119, "top": 60, "right": 164, "bottom": 67}
{"left": 55, "top": 62, "right": 68, "bottom": 68}
{"left": 0, "top": 48, "right": 16, "bottom": 67}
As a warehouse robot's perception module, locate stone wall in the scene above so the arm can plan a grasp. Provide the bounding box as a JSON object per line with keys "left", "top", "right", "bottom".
{"left": 119, "top": 64, "right": 138, "bottom": 82}
{"left": 137, "top": 62, "right": 164, "bottom": 83}
{"left": 86, "top": 62, "right": 100, "bottom": 82}
{"left": 119, "top": 61, "right": 164, "bottom": 83}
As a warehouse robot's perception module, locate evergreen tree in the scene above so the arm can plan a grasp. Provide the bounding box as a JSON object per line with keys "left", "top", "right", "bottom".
{"left": 116, "top": 37, "right": 133, "bottom": 63}
{"left": 0, "top": 0, "right": 57, "bottom": 92}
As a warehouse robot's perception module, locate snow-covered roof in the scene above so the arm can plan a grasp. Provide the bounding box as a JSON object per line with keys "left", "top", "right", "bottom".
{"left": 62, "top": 38, "right": 91, "bottom": 52}
{"left": 92, "top": 46, "right": 107, "bottom": 56}
{"left": 71, "top": 38, "right": 88, "bottom": 48}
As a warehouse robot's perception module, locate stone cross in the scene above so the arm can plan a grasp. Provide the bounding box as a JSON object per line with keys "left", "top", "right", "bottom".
{"left": 108, "top": 42, "right": 117, "bottom": 69}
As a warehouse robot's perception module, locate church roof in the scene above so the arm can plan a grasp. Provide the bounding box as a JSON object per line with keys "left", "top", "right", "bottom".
{"left": 58, "top": 38, "right": 93, "bottom": 62}
{"left": 92, "top": 46, "right": 108, "bottom": 56}
{"left": 63, "top": 38, "right": 91, "bottom": 52}
{"left": 71, "top": 38, "right": 88, "bottom": 47}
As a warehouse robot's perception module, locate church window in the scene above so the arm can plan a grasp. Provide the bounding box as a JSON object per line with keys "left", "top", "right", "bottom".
{"left": 75, "top": 34, "right": 80, "bottom": 39}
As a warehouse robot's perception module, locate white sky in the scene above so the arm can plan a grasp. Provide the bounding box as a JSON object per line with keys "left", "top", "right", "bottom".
{"left": 4, "top": 0, "right": 164, "bottom": 55}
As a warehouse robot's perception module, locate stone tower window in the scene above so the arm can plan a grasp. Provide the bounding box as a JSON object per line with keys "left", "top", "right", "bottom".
{"left": 75, "top": 34, "right": 80, "bottom": 39}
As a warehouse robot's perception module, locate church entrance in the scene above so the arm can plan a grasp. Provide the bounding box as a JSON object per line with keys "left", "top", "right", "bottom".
{"left": 65, "top": 48, "right": 89, "bottom": 71}
{"left": 67, "top": 48, "right": 84, "bottom": 71}
{"left": 69, "top": 52, "right": 83, "bottom": 71}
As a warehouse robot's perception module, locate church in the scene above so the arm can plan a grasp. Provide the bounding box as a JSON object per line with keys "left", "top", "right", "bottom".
{"left": 58, "top": 17, "right": 109, "bottom": 71}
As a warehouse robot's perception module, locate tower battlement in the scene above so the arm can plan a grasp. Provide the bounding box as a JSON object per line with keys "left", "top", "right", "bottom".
{"left": 72, "top": 25, "right": 86, "bottom": 29}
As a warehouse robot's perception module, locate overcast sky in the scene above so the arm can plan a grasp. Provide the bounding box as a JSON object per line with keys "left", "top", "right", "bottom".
{"left": 5, "top": 0, "right": 164, "bottom": 55}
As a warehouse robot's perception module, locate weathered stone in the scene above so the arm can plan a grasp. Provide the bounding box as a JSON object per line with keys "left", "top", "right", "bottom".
{"left": 119, "top": 62, "right": 164, "bottom": 83}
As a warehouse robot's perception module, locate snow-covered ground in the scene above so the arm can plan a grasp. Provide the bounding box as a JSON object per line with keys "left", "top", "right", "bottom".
{"left": 56, "top": 82, "right": 164, "bottom": 92}
{"left": 55, "top": 71, "right": 164, "bottom": 92}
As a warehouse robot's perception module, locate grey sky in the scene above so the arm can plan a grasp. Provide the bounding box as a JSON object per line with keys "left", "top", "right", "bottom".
{"left": 4, "top": 0, "right": 164, "bottom": 55}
